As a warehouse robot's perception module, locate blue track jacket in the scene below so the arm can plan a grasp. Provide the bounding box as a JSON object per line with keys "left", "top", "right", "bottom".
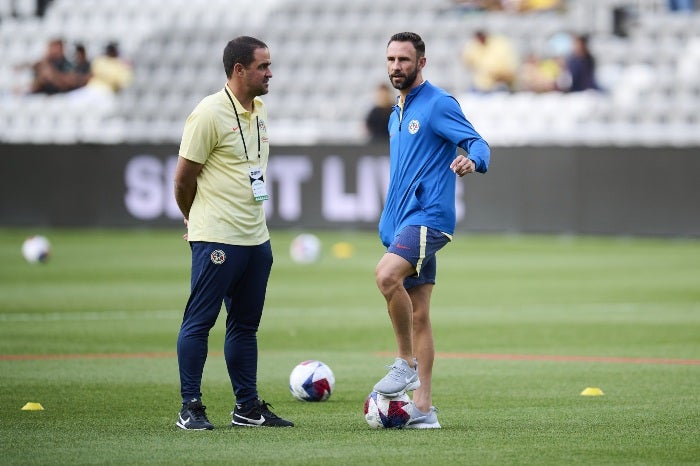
{"left": 378, "top": 81, "right": 490, "bottom": 247}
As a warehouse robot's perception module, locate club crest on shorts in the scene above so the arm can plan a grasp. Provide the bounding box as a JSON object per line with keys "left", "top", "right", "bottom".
{"left": 210, "top": 249, "right": 226, "bottom": 264}
{"left": 408, "top": 119, "right": 420, "bottom": 134}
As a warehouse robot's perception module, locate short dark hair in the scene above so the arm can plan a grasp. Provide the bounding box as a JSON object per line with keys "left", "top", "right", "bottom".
{"left": 387, "top": 32, "right": 425, "bottom": 59}
{"left": 105, "top": 42, "right": 119, "bottom": 57}
{"left": 223, "top": 36, "right": 268, "bottom": 78}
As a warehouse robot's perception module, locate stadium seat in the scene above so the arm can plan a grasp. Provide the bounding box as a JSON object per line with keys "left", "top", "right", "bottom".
{"left": 0, "top": 0, "right": 699, "bottom": 146}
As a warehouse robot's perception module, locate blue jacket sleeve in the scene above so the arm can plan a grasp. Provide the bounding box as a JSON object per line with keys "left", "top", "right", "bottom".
{"left": 433, "top": 96, "right": 490, "bottom": 173}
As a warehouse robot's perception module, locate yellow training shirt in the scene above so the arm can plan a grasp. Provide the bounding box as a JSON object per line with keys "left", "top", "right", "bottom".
{"left": 179, "top": 85, "right": 270, "bottom": 246}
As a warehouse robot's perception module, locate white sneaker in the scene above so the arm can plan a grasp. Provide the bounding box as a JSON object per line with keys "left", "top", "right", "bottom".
{"left": 405, "top": 405, "right": 441, "bottom": 429}
{"left": 373, "top": 357, "right": 420, "bottom": 396}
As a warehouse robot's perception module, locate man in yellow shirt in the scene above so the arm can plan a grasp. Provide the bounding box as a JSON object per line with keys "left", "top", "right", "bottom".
{"left": 86, "top": 42, "right": 133, "bottom": 94}
{"left": 173, "top": 36, "right": 293, "bottom": 430}
{"left": 461, "top": 30, "right": 519, "bottom": 93}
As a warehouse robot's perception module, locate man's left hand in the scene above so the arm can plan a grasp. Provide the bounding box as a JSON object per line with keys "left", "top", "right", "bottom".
{"left": 450, "top": 155, "right": 475, "bottom": 177}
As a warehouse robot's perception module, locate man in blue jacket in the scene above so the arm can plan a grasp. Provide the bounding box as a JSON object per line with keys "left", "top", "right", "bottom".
{"left": 372, "top": 32, "right": 491, "bottom": 429}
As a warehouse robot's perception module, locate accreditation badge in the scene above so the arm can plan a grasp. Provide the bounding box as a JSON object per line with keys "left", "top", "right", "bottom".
{"left": 249, "top": 166, "right": 269, "bottom": 202}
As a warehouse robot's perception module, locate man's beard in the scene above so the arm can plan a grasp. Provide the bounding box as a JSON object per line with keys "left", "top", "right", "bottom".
{"left": 256, "top": 82, "right": 269, "bottom": 96}
{"left": 390, "top": 67, "right": 419, "bottom": 90}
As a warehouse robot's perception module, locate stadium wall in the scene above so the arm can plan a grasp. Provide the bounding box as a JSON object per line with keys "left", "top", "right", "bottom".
{"left": 0, "top": 144, "right": 698, "bottom": 237}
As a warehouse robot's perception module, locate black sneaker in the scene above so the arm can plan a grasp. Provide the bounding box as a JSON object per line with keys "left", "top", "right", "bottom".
{"left": 231, "top": 399, "right": 294, "bottom": 427}
{"left": 176, "top": 400, "right": 214, "bottom": 430}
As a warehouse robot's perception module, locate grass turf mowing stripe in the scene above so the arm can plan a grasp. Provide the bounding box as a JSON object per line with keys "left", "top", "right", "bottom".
{"left": 0, "top": 352, "right": 180, "bottom": 361}
{"left": 0, "top": 309, "right": 180, "bottom": 322}
{"left": 4, "top": 351, "right": 699, "bottom": 365}
{"left": 433, "top": 352, "right": 700, "bottom": 365}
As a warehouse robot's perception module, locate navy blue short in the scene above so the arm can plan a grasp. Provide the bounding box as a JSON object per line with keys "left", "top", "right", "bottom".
{"left": 386, "top": 225, "right": 451, "bottom": 289}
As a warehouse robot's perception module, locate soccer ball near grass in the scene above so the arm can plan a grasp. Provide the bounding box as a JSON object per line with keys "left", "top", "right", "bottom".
{"left": 289, "top": 233, "right": 321, "bottom": 264}
{"left": 289, "top": 360, "right": 335, "bottom": 402}
{"left": 21, "top": 235, "right": 51, "bottom": 264}
{"left": 364, "top": 391, "right": 412, "bottom": 429}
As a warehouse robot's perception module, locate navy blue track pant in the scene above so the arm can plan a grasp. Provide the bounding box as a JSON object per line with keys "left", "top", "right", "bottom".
{"left": 177, "top": 240, "right": 272, "bottom": 405}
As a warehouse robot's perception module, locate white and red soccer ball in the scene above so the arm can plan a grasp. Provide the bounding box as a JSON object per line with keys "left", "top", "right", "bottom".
{"left": 364, "top": 390, "right": 412, "bottom": 429}
{"left": 21, "top": 235, "right": 51, "bottom": 264}
{"left": 289, "top": 233, "right": 321, "bottom": 264}
{"left": 289, "top": 360, "right": 335, "bottom": 402}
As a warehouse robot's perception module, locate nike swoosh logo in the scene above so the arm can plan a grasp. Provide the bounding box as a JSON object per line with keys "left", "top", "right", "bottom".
{"left": 179, "top": 414, "right": 191, "bottom": 426}
{"left": 236, "top": 414, "right": 266, "bottom": 425}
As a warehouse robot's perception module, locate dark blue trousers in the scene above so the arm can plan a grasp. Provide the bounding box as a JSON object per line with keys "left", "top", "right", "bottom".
{"left": 177, "top": 240, "right": 272, "bottom": 405}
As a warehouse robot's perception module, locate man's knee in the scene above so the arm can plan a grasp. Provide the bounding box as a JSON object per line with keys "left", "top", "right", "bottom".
{"left": 376, "top": 254, "right": 414, "bottom": 293}
{"left": 375, "top": 263, "right": 405, "bottom": 294}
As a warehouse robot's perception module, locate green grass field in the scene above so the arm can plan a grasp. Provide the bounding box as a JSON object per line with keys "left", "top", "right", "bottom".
{"left": 1, "top": 228, "right": 698, "bottom": 465}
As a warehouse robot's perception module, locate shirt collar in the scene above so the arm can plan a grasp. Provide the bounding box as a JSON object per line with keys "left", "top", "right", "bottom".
{"left": 224, "top": 84, "right": 261, "bottom": 115}
{"left": 399, "top": 80, "right": 428, "bottom": 108}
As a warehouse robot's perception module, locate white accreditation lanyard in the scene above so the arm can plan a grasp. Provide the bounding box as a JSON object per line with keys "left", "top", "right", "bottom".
{"left": 225, "top": 88, "right": 269, "bottom": 202}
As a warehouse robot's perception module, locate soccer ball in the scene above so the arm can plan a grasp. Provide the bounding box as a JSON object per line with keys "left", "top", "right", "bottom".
{"left": 289, "top": 233, "right": 321, "bottom": 264}
{"left": 363, "top": 391, "right": 412, "bottom": 429}
{"left": 21, "top": 235, "right": 51, "bottom": 264}
{"left": 289, "top": 360, "right": 335, "bottom": 402}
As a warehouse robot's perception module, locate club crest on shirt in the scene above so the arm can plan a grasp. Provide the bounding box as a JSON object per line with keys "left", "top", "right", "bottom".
{"left": 408, "top": 119, "right": 420, "bottom": 134}
{"left": 210, "top": 249, "right": 226, "bottom": 264}
{"left": 258, "top": 118, "right": 269, "bottom": 142}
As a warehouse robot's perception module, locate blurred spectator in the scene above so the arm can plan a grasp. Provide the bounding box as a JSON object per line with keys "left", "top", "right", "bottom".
{"left": 668, "top": 0, "right": 695, "bottom": 11}
{"left": 37, "top": 0, "right": 53, "bottom": 16}
{"left": 29, "top": 38, "right": 74, "bottom": 94}
{"left": 86, "top": 42, "right": 133, "bottom": 94}
{"left": 461, "top": 30, "right": 519, "bottom": 92}
{"left": 68, "top": 42, "right": 133, "bottom": 110}
{"left": 562, "top": 34, "right": 599, "bottom": 92}
{"left": 514, "top": 0, "right": 563, "bottom": 12}
{"left": 451, "top": 0, "right": 502, "bottom": 11}
{"left": 451, "top": 0, "right": 562, "bottom": 12}
{"left": 71, "top": 43, "right": 91, "bottom": 88}
{"left": 517, "top": 52, "right": 563, "bottom": 92}
{"left": 365, "top": 83, "right": 396, "bottom": 143}
{"left": 0, "top": 0, "right": 53, "bottom": 17}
